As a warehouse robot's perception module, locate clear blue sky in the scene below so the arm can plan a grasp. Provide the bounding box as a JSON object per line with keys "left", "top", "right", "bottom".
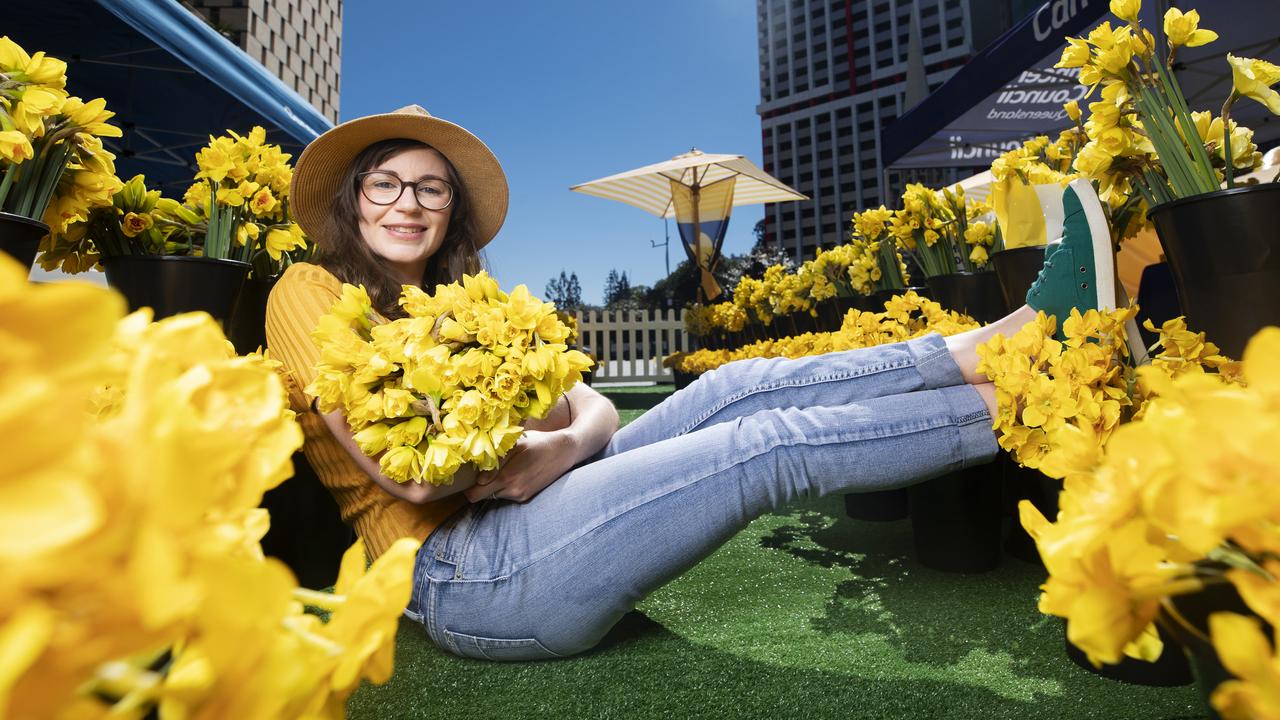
{"left": 340, "top": 1, "right": 764, "bottom": 306}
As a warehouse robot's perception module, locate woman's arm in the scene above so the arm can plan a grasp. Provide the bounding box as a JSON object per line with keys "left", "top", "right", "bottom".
{"left": 319, "top": 409, "right": 479, "bottom": 504}
{"left": 464, "top": 383, "right": 619, "bottom": 503}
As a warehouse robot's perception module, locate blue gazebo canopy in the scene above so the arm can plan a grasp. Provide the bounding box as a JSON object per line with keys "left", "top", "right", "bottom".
{"left": 3, "top": 0, "right": 333, "bottom": 190}
{"left": 884, "top": 0, "right": 1280, "bottom": 169}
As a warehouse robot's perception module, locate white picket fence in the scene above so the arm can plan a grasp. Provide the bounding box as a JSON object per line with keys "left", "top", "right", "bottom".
{"left": 571, "top": 309, "right": 693, "bottom": 383}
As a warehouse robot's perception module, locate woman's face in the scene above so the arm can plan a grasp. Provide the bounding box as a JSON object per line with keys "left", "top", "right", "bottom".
{"left": 357, "top": 147, "right": 454, "bottom": 285}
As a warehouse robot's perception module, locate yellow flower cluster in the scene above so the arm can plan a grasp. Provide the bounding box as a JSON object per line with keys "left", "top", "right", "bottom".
{"left": 1016, "top": 325, "right": 1280, "bottom": 720}
{"left": 1055, "top": 2, "right": 1267, "bottom": 204}
{"left": 307, "top": 272, "right": 592, "bottom": 485}
{"left": 976, "top": 307, "right": 1139, "bottom": 476}
{"left": 0, "top": 252, "right": 415, "bottom": 718}
{"left": 0, "top": 37, "right": 124, "bottom": 234}
{"left": 888, "top": 183, "right": 995, "bottom": 277}
{"left": 683, "top": 303, "right": 714, "bottom": 336}
{"left": 800, "top": 243, "right": 859, "bottom": 302}
{"left": 181, "top": 126, "right": 308, "bottom": 267}
{"left": 848, "top": 206, "right": 909, "bottom": 295}
{"left": 733, "top": 265, "right": 785, "bottom": 325}
{"left": 189, "top": 126, "right": 292, "bottom": 221}
{"left": 669, "top": 291, "right": 978, "bottom": 374}
{"left": 38, "top": 174, "right": 188, "bottom": 274}
{"left": 683, "top": 302, "right": 750, "bottom": 336}
{"left": 768, "top": 266, "right": 816, "bottom": 318}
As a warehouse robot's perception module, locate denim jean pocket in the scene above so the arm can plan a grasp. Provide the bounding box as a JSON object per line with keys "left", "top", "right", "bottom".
{"left": 441, "top": 628, "right": 563, "bottom": 662}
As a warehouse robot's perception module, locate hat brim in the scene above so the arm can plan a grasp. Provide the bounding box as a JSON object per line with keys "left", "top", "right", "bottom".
{"left": 290, "top": 111, "right": 508, "bottom": 249}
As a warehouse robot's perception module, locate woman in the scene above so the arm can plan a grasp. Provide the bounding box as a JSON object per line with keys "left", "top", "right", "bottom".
{"left": 267, "top": 105, "right": 1115, "bottom": 661}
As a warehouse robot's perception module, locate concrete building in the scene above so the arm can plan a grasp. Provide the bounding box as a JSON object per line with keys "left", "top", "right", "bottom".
{"left": 755, "top": 0, "right": 1025, "bottom": 261}
{"left": 185, "top": 0, "right": 342, "bottom": 124}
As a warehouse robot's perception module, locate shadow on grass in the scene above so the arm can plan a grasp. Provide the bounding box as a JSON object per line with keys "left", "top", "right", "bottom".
{"left": 753, "top": 498, "right": 1204, "bottom": 720}
{"left": 350, "top": 609, "right": 1178, "bottom": 720}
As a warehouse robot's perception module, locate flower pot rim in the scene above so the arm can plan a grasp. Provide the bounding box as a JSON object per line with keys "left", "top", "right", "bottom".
{"left": 1147, "top": 183, "right": 1280, "bottom": 216}
{"left": 926, "top": 270, "right": 998, "bottom": 278}
{"left": 990, "top": 245, "right": 1047, "bottom": 256}
{"left": 0, "top": 210, "right": 51, "bottom": 231}
{"left": 102, "top": 254, "right": 251, "bottom": 269}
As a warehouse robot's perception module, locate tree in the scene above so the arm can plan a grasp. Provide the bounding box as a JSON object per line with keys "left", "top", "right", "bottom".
{"left": 544, "top": 270, "right": 582, "bottom": 309}
{"left": 603, "top": 269, "right": 632, "bottom": 307}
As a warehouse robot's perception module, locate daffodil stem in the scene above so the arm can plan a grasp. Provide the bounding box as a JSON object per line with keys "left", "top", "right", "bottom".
{"left": 1134, "top": 85, "right": 1197, "bottom": 198}
{"left": 1222, "top": 94, "right": 1237, "bottom": 190}
{"left": 0, "top": 162, "right": 15, "bottom": 212}
{"left": 1154, "top": 57, "right": 1217, "bottom": 193}
{"left": 31, "top": 142, "right": 71, "bottom": 221}
{"left": 293, "top": 587, "right": 347, "bottom": 610}
{"left": 282, "top": 615, "right": 345, "bottom": 655}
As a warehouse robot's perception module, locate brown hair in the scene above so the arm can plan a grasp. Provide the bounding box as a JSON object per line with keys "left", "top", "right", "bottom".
{"left": 314, "top": 139, "right": 485, "bottom": 319}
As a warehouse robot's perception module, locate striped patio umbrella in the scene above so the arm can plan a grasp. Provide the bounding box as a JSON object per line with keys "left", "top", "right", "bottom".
{"left": 571, "top": 149, "right": 806, "bottom": 302}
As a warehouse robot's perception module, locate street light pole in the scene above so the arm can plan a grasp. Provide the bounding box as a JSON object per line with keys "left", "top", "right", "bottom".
{"left": 649, "top": 217, "right": 670, "bottom": 277}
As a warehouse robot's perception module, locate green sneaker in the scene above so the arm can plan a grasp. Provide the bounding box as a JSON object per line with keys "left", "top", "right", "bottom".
{"left": 1025, "top": 178, "right": 1116, "bottom": 327}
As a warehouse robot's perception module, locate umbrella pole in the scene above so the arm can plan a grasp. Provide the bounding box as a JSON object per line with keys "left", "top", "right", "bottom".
{"left": 692, "top": 181, "right": 703, "bottom": 304}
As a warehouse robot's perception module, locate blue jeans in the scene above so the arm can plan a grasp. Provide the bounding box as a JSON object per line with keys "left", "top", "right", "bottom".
{"left": 404, "top": 333, "right": 998, "bottom": 661}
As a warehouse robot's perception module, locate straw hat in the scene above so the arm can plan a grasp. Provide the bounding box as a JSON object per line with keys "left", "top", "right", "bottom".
{"left": 290, "top": 105, "right": 508, "bottom": 248}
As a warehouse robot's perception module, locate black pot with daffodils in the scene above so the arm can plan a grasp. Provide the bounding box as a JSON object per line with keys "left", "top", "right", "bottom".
{"left": 1053, "top": 1, "right": 1280, "bottom": 359}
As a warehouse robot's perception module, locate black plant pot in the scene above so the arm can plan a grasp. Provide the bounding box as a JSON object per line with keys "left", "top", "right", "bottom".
{"left": 1063, "top": 619, "right": 1193, "bottom": 688}
{"left": 1160, "top": 583, "right": 1272, "bottom": 719}
{"left": 869, "top": 285, "right": 930, "bottom": 310}
{"left": 259, "top": 451, "right": 355, "bottom": 589}
{"left": 103, "top": 255, "right": 250, "bottom": 324}
{"left": 0, "top": 211, "right": 48, "bottom": 276}
{"left": 1148, "top": 183, "right": 1280, "bottom": 359}
{"left": 228, "top": 276, "right": 278, "bottom": 355}
{"left": 817, "top": 296, "right": 864, "bottom": 331}
{"left": 926, "top": 271, "right": 1007, "bottom": 324}
{"left": 791, "top": 310, "right": 818, "bottom": 335}
{"left": 673, "top": 369, "right": 697, "bottom": 390}
{"left": 1136, "top": 261, "right": 1181, "bottom": 349}
{"left": 908, "top": 462, "right": 1003, "bottom": 574}
{"left": 990, "top": 246, "right": 1046, "bottom": 313}
{"left": 844, "top": 489, "right": 909, "bottom": 522}
{"left": 1000, "top": 457, "right": 1060, "bottom": 566}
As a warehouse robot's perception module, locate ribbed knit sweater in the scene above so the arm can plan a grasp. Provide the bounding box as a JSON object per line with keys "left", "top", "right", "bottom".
{"left": 265, "top": 262, "right": 464, "bottom": 560}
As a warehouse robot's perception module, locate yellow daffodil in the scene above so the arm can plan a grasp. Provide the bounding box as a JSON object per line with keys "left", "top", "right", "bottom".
{"left": 0, "top": 130, "right": 34, "bottom": 163}
{"left": 1163, "top": 8, "right": 1217, "bottom": 49}
{"left": 1208, "top": 612, "right": 1280, "bottom": 720}
{"left": 1227, "top": 54, "right": 1280, "bottom": 115}
{"left": 60, "top": 96, "right": 122, "bottom": 138}
{"left": 1110, "top": 0, "right": 1140, "bottom": 24}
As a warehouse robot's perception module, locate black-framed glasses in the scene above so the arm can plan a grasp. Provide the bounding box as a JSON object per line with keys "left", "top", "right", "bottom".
{"left": 357, "top": 171, "right": 454, "bottom": 211}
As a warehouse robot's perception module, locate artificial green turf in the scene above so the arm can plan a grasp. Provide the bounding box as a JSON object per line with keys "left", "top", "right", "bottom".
{"left": 347, "top": 386, "right": 1206, "bottom": 720}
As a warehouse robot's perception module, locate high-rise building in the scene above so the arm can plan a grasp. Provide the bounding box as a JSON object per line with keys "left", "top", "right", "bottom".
{"left": 756, "top": 0, "right": 1017, "bottom": 261}
{"left": 186, "top": 0, "right": 342, "bottom": 123}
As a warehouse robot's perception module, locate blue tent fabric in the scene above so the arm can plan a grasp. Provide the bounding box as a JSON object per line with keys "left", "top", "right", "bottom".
{"left": 882, "top": 0, "right": 1110, "bottom": 168}
{"left": 97, "top": 0, "right": 331, "bottom": 143}
{"left": 2, "top": 0, "right": 332, "bottom": 189}
{"left": 884, "top": 0, "right": 1280, "bottom": 170}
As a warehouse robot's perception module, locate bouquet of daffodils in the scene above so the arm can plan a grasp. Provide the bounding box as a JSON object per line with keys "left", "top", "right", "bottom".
{"left": 178, "top": 126, "right": 308, "bottom": 276}
{"left": 1, "top": 37, "right": 123, "bottom": 233}
{"left": 308, "top": 272, "right": 593, "bottom": 485}
{"left": 1057, "top": 0, "right": 1278, "bottom": 203}
{"left": 849, "top": 206, "right": 910, "bottom": 295}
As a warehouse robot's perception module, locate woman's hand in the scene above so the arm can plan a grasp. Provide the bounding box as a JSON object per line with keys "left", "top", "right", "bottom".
{"left": 464, "top": 383, "right": 618, "bottom": 503}
{"left": 464, "top": 430, "right": 575, "bottom": 503}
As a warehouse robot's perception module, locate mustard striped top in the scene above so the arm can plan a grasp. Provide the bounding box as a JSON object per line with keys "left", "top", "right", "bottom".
{"left": 265, "top": 262, "right": 465, "bottom": 560}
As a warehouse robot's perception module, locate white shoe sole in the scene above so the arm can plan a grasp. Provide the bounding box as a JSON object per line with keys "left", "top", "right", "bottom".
{"left": 1067, "top": 178, "right": 1116, "bottom": 314}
